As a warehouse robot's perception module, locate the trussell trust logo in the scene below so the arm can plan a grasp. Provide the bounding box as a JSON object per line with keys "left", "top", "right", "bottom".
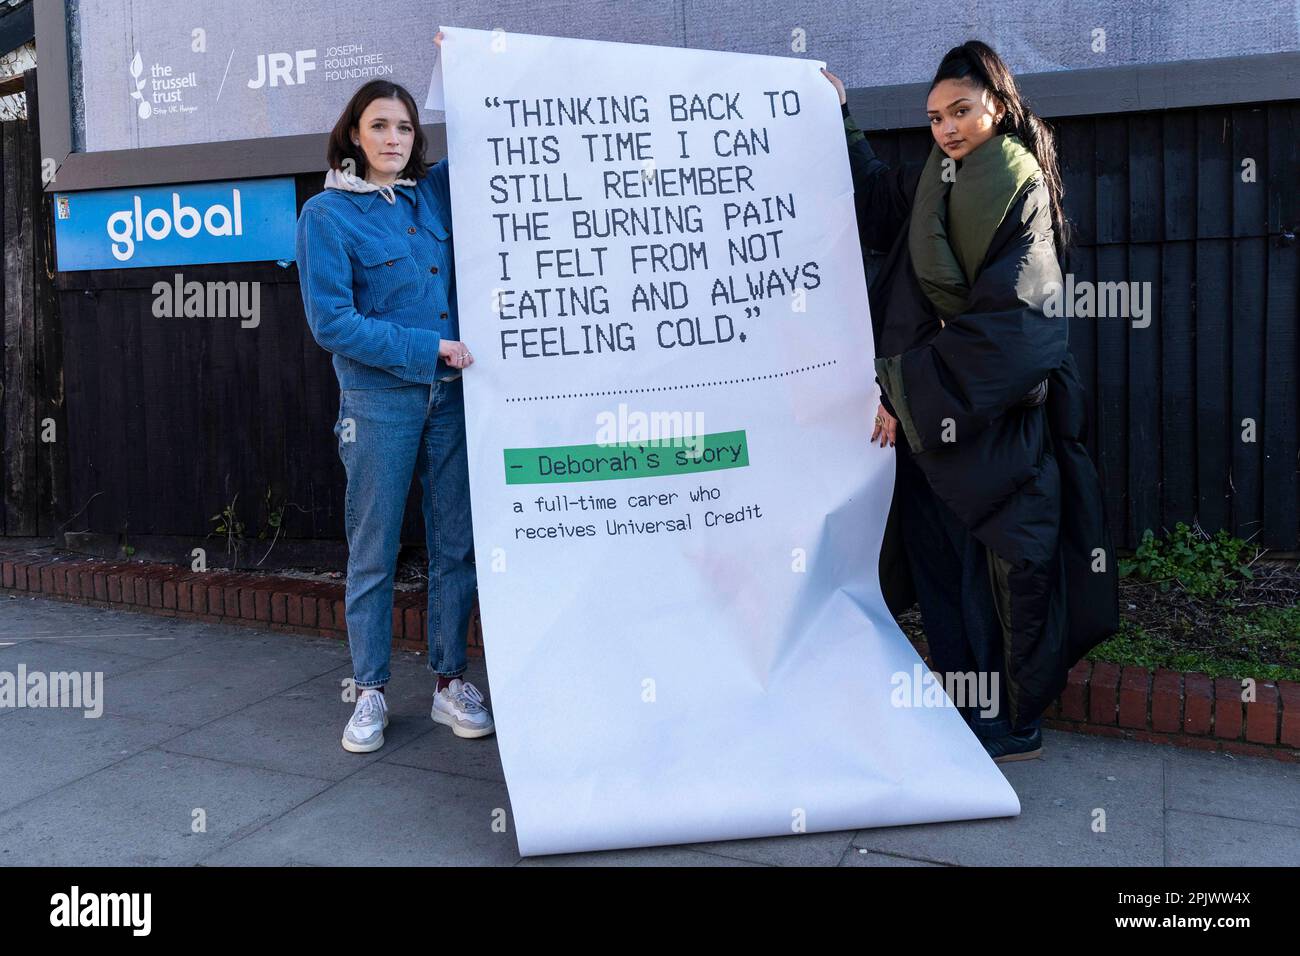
{"left": 106, "top": 189, "right": 244, "bottom": 262}
{"left": 50, "top": 887, "right": 151, "bottom": 936}
{"left": 129, "top": 50, "right": 198, "bottom": 119}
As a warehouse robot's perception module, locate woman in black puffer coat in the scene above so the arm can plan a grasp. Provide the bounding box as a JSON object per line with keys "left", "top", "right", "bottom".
{"left": 824, "top": 41, "right": 1118, "bottom": 762}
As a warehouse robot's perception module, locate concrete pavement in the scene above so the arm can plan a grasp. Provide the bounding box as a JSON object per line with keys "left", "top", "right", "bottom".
{"left": 1, "top": 593, "right": 1296, "bottom": 866}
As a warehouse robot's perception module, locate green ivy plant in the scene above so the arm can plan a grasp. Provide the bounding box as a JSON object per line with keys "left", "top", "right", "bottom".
{"left": 209, "top": 493, "right": 247, "bottom": 562}
{"left": 207, "top": 487, "right": 302, "bottom": 568}
{"left": 1120, "top": 522, "right": 1257, "bottom": 600}
{"left": 254, "top": 486, "right": 289, "bottom": 566}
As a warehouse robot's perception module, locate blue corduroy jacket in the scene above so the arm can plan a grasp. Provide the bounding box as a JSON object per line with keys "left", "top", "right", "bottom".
{"left": 295, "top": 161, "right": 460, "bottom": 388}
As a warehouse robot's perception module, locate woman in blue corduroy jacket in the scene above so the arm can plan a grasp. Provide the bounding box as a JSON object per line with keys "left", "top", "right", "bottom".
{"left": 295, "top": 61, "right": 495, "bottom": 752}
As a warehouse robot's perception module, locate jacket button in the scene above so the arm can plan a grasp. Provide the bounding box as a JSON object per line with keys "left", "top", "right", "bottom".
{"left": 407, "top": 226, "right": 417, "bottom": 234}
{"left": 440, "top": 312, "right": 448, "bottom": 319}
{"left": 385, "top": 261, "right": 394, "bottom": 267}
{"left": 429, "top": 265, "right": 439, "bottom": 274}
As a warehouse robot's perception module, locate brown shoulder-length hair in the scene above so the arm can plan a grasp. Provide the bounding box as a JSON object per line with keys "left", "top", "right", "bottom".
{"left": 326, "top": 80, "right": 429, "bottom": 181}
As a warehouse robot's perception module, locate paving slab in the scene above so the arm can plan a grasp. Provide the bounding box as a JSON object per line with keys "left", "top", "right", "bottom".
{"left": 687, "top": 829, "right": 858, "bottom": 867}
{"left": 850, "top": 730, "right": 1167, "bottom": 866}
{"left": 200, "top": 761, "right": 519, "bottom": 866}
{"left": 1, "top": 596, "right": 210, "bottom": 659}
{"left": 1162, "top": 749, "right": 1300, "bottom": 829}
{"left": 0, "top": 749, "right": 332, "bottom": 865}
{"left": 840, "top": 848, "right": 947, "bottom": 866}
{"left": 518, "top": 845, "right": 764, "bottom": 866}
{"left": 0, "top": 707, "right": 190, "bottom": 814}
{"left": 92, "top": 632, "right": 349, "bottom": 727}
{"left": 159, "top": 663, "right": 441, "bottom": 781}
{"left": 1165, "top": 810, "right": 1300, "bottom": 866}
{"left": 0, "top": 634, "right": 160, "bottom": 679}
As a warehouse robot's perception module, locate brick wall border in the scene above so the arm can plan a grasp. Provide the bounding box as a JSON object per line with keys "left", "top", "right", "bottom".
{"left": 0, "top": 550, "right": 482, "bottom": 657}
{"left": 3, "top": 548, "right": 1296, "bottom": 763}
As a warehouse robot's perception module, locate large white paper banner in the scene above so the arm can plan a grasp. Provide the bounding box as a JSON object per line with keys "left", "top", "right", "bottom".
{"left": 437, "top": 26, "right": 1020, "bottom": 856}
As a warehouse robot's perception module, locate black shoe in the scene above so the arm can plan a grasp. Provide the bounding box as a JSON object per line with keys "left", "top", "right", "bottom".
{"left": 982, "top": 727, "right": 1043, "bottom": 763}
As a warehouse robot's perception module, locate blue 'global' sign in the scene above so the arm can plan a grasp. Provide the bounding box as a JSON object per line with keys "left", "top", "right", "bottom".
{"left": 53, "top": 177, "right": 297, "bottom": 271}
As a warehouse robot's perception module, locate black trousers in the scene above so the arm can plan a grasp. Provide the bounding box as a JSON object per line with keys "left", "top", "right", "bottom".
{"left": 894, "top": 442, "right": 1042, "bottom": 737}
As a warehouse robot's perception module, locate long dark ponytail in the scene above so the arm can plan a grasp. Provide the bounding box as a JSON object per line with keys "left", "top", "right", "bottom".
{"left": 930, "top": 40, "right": 1070, "bottom": 257}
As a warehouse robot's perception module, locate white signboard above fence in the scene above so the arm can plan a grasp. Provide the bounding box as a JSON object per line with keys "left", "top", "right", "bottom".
{"left": 67, "top": 0, "right": 1297, "bottom": 153}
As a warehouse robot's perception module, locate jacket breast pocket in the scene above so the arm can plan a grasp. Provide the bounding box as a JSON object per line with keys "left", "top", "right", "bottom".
{"left": 355, "top": 237, "right": 423, "bottom": 314}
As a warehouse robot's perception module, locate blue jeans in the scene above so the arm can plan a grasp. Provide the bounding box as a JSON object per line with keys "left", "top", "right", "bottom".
{"left": 334, "top": 378, "right": 476, "bottom": 688}
{"left": 895, "top": 444, "right": 1042, "bottom": 738}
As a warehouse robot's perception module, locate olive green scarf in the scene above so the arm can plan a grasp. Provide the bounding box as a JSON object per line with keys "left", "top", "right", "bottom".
{"left": 908, "top": 134, "right": 1041, "bottom": 319}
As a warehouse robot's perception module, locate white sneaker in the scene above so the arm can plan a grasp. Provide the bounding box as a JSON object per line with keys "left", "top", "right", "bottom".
{"left": 341, "top": 688, "right": 389, "bottom": 753}
{"left": 431, "top": 678, "right": 495, "bottom": 738}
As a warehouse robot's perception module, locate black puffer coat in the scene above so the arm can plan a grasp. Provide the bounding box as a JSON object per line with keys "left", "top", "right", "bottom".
{"left": 845, "top": 108, "right": 1119, "bottom": 726}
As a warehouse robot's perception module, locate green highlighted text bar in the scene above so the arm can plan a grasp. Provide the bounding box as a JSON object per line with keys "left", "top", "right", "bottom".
{"left": 504, "top": 430, "right": 749, "bottom": 484}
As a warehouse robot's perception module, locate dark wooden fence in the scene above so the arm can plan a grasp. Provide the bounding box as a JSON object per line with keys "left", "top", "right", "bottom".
{"left": 26, "top": 98, "right": 1300, "bottom": 557}
{"left": 1, "top": 69, "right": 66, "bottom": 539}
